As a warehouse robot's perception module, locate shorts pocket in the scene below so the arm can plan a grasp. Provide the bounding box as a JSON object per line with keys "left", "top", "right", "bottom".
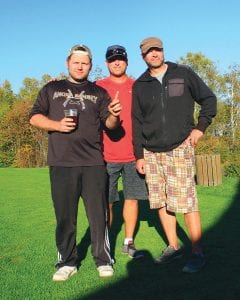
{"left": 166, "top": 142, "right": 194, "bottom": 159}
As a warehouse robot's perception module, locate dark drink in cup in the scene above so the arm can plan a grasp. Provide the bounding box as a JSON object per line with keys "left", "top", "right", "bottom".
{"left": 64, "top": 109, "right": 78, "bottom": 128}
{"left": 67, "top": 115, "right": 78, "bottom": 124}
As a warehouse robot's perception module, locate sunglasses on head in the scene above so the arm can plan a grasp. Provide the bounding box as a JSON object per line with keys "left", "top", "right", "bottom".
{"left": 106, "top": 48, "right": 127, "bottom": 59}
{"left": 72, "top": 46, "right": 88, "bottom": 52}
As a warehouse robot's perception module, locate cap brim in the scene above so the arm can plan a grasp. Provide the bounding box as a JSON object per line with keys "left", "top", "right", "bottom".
{"left": 107, "top": 55, "right": 128, "bottom": 61}
{"left": 142, "top": 45, "right": 163, "bottom": 54}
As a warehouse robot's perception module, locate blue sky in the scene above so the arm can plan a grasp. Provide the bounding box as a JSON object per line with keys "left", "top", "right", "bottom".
{"left": 1, "top": 0, "right": 239, "bottom": 93}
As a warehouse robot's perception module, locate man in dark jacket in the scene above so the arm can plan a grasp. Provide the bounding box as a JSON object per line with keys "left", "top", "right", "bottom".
{"left": 132, "top": 37, "right": 217, "bottom": 273}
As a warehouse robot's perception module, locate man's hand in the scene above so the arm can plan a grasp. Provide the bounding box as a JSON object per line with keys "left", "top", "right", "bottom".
{"left": 136, "top": 158, "right": 145, "bottom": 174}
{"left": 58, "top": 117, "right": 76, "bottom": 132}
{"left": 108, "top": 91, "right": 122, "bottom": 117}
{"left": 105, "top": 91, "right": 122, "bottom": 129}
{"left": 185, "top": 129, "right": 204, "bottom": 147}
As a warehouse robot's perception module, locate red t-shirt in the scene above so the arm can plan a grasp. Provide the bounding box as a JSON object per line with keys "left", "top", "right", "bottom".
{"left": 96, "top": 77, "right": 135, "bottom": 162}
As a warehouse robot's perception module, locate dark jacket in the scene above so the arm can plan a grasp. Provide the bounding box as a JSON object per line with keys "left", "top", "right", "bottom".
{"left": 132, "top": 62, "right": 217, "bottom": 159}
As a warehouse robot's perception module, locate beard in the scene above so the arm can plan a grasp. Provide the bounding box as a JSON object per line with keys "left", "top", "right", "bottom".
{"left": 146, "top": 60, "right": 164, "bottom": 69}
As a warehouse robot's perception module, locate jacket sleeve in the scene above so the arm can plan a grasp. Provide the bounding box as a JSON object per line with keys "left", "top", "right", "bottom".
{"left": 132, "top": 82, "right": 144, "bottom": 159}
{"left": 188, "top": 68, "right": 217, "bottom": 132}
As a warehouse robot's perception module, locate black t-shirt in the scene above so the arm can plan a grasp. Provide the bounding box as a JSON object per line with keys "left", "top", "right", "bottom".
{"left": 30, "top": 79, "right": 111, "bottom": 166}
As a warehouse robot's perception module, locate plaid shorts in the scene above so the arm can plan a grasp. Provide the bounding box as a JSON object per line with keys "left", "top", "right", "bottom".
{"left": 144, "top": 142, "right": 198, "bottom": 213}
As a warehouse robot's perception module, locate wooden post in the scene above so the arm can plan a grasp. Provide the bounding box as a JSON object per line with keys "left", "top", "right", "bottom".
{"left": 195, "top": 154, "right": 222, "bottom": 186}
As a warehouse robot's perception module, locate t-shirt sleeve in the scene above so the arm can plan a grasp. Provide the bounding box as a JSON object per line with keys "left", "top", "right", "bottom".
{"left": 29, "top": 85, "right": 50, "bottom": 119}
{"left": 98, "top": 88, "right": 111, "bottom": 124}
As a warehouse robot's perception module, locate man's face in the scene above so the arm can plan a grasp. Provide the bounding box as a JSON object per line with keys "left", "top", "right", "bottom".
{"left": 106, "top": 59, "right": 128, "bottom": 77}
{"left": 66, "top": 53, "right": 92, "bottom": 82}
{"left": 143, "top": 48, "right": 164, "bottom": 69}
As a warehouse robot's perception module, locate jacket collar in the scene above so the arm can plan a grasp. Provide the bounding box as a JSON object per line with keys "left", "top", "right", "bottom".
{"left": 137, "top": 61, "right": 177, "bottom": 82}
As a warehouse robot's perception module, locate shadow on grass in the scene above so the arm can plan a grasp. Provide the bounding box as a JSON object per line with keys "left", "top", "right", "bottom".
{"left": 110, "top": 190, "right": 190, "bottom": 259}
{"left": 76, "top": 189, "right": 189, "bottom": 265}
{"left": 74, "top": 181, "right": 240, "bottom": 300}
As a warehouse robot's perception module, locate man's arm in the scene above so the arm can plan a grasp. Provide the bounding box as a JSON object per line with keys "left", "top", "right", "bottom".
{"left": 29, "top": 84, "right": 76, "bottom": 133}
{"left": 30, "top": 114, "right": 76, "bottom": 133}
{"left": 132, "top": 83, "right": 146, "bottom": 174}
{"left": 188, "top": 68, "right": 217, "bottom": 132}
{"left": 132, "top": 83, "right": 144, "bottom": 160}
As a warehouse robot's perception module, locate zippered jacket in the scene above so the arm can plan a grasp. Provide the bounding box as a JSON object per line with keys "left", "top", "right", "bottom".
{"left": 132, "top": 62, "right": 217, "bottom": 159}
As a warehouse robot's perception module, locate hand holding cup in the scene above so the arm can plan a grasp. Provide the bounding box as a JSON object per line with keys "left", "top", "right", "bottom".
{"left": 61, "top": 108, "right": 78, "bottom": 132}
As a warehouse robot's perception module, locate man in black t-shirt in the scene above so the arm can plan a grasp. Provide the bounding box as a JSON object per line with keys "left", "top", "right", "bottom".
{"left": 30, "top": 44, "right": 121, "bottom": 281}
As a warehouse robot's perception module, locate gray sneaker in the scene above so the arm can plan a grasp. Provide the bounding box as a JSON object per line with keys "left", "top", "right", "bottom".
{"left": 154, "top": 245, "right": 183, "bottom": 264}
{"left": 182, "top": 252, "right": 206, "bottom": 273}
{"left": 122, "top": 242, "right": 144, "bottom": 259}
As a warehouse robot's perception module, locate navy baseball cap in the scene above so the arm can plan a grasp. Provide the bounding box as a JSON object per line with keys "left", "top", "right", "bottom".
{"left": 105, "top": 45, "right": 128, "bottom": 62}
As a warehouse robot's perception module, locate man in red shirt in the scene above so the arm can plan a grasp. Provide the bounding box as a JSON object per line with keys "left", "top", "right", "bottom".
{"left": 97, "top": 45, "right": 148, "bottom": 258}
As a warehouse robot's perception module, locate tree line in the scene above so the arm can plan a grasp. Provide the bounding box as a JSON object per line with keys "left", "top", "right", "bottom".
{"left": 0, "top": 53, "right": 239, "bottom": 176}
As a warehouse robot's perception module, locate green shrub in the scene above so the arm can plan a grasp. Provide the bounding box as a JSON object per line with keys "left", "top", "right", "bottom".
{"left": 223, "top": 163, "right": 240, "bottom": 177}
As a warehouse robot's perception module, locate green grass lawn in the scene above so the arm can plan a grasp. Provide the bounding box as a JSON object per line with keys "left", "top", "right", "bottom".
{"left": 1, "top": 168, "right": 240, "bottom": 300}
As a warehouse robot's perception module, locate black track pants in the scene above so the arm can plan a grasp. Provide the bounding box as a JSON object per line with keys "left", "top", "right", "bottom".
{"left": 49, "top": 166, "right": 112, "bottom": 268}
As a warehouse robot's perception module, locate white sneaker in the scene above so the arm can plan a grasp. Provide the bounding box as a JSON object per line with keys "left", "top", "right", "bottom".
{"left": 97, "top": 265, "right": 114, "bottom": 278}
{"left": 52, "top": 266, "right": 77, "bottom": 282}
